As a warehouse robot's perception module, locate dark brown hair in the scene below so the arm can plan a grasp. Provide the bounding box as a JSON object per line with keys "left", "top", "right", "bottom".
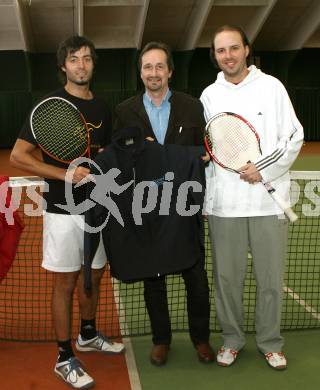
{"left": 209, "top": 25, "right": 250, "bottom": 66}
{"left": 138, "top": 41, "right": 174, "bottom": 72}
{"left": 56, "top": 35, "right": 97, "bottom": 84}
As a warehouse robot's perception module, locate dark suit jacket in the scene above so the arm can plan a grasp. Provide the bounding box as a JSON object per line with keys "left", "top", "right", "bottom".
{"left": 113, "top": 90, "right": 206, "bottom": 146}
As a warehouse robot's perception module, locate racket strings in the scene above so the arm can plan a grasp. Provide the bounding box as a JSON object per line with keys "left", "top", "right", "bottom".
{"left": 205, "top": 113, "right": 298, "bottom": 222}
{"left": 206, "top": 115, "right": 260, "bottom": 170}
{"left": 32, "top": 99, "right": 88, "bottom": 161}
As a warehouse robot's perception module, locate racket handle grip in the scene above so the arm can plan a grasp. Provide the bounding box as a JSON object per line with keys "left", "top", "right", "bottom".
{"left": 269, "top": 191, "right": 298, "bottom": 223}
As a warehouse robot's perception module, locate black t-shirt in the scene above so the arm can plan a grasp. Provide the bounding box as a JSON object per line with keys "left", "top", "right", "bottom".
{"left": 18, "top": 88, "right": 112, "bottom": 214}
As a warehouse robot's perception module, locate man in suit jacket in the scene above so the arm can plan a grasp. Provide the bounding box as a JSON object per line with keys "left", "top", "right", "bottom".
{"left": 114, "top": 41, "right": 214, "bottom": 366}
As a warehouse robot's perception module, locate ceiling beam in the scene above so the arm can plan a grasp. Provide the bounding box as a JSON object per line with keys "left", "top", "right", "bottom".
{"left": 14, "top": 0, "right": 34, "bottom": 51}
{"left": 85, "top": 0, "right": 145, "bottom": 6}
{"left": 26, "top": 0, "right": 73, "bottom": 7}
{"left": 134, "top": 0, "right": 149, "bottom": 49}
{"left": 214, "top": 0, "right": 268, "bottom": 5}
{"left": 245, "top": 0, "right": 278, "bottom": 44}
{"left": 75, "top": 0, "right": 84, "bottom": 35}
{"left": 177, "top": 0, "right": 214, "bottom": 50}
{"left": 280, "top": 0, "right": 320, "bottom": 50}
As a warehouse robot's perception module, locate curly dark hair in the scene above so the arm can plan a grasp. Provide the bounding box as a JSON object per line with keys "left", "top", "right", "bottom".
{"left": 56, "top": 35, "right": 97, "bottom": 84}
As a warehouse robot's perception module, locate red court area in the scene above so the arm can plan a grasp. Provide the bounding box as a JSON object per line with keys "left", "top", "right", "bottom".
{"left": 0, "top": 149, "right": 132, "bottom": 390}
{"left": 0, "top": 142, "right": 318, "bottom": 389}
{"left": 1, "top": 341, "right": 130, "bottom": 390}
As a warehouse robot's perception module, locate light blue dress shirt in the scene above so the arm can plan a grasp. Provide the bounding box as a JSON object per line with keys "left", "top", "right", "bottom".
{"left": 143, "top": 89, "right": 172, "bottom": 145}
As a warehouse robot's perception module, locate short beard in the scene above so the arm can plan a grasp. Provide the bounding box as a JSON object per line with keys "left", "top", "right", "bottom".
{"left": 74, "top": 79, "right": 90, "bottom": 86}
{"left": 147, "top": 81, "right": 163, "bottom": 92}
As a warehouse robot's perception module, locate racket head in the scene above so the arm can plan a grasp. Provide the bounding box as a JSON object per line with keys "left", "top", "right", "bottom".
{"left": 205, "top": 112, "right": 261, "bottom": 171}
{"left": 30, "top": 96, "right": 90, "bottom": 163}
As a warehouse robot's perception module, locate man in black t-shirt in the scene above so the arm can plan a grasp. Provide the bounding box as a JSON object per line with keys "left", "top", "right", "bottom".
{"left": 10, "top": 36, "right": 124, "bottom": 389}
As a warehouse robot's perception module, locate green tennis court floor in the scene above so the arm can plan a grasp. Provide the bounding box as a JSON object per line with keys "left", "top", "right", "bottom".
{"left": 292, "top": 155, "right": 320, "bottom": 171}
{"left": 129, "top": 154, "right": 320, "bottom": 389}
{"left": 132, "top": 329, "right": 319, "bottom": 390}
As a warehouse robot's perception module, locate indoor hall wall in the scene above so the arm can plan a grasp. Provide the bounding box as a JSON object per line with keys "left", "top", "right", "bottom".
{"left": 1, "top": 47, "right": 319, "bottom": 147}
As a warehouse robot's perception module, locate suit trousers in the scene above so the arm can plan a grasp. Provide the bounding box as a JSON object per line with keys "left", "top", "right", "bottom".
{"left": 144, "top": 254, "right": 210, "bottom": 346}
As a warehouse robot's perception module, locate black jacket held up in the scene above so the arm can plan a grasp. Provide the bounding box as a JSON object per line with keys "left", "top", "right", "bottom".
{"left": 84, "top": 127, "right": 206, "bottom": 288}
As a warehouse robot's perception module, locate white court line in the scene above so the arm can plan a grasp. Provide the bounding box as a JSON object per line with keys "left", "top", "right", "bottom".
{"left": 9, "top": 176, "right": 44, "bottom": 187}
{"left": 123, "top": 337, "right": 142, "bottom": 390}
{"left": 112, "top": 278, "right": 142, "bottom": 390}
{"left": 248, "top": 252, "right": 320, "bottom": 322}
{"left": 283, "top": 286, "right": 320, "bottom": 321}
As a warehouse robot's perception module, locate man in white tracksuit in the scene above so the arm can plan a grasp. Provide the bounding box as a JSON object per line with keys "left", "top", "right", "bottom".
{"left": 200, "top": 25, "right": 304, "bottom": 370}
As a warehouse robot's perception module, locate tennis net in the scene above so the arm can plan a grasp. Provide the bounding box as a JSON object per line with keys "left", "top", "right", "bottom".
{"left": 0, "top": 172, "right": 319, "bottom": 341}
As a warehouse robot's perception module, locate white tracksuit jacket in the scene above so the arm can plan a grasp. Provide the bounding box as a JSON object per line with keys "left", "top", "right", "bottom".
{"left": 200, "top": 65, "right": 304, "bottom": 217}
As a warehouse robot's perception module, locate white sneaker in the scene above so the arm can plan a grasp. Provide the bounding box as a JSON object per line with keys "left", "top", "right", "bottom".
{"left": 76, "top": 332, "right": 125, "bottom": 354}
{"left": 216, "top": 346, "right": 239, "bottom": 367}
{"left": 264, "top": 352, "right": 287, "bottom": 370}
{"left": 54, "top": 357, "right": 94, "bottom": 389}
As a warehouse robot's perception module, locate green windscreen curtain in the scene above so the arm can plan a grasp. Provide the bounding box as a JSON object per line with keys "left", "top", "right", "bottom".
{"left": 1, "top": 87, "right": 319, "bottom": 148}
{"left": 290, "top": 87, "right": 320, "bottom": 141}
{"left": 1, "top": 45, "right": 320, "bottom": 147}
{"left": 0, "top": 91, "right": 32, "bottom": 148}
{"left": 0, "top": 90, "right": 138, "bottom": 148}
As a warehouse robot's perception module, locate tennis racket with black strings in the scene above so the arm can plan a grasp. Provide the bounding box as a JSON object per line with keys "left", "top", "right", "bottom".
{"left": 204, "top": 112, "right": 298, "bottom": 222}
{"left": 30, "top": 96, "right": 91, "bottom": 163}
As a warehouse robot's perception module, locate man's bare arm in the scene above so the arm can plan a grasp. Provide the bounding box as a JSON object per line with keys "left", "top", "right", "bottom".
{"left": 10, "top": 139, "right": 90, "bottom": 183}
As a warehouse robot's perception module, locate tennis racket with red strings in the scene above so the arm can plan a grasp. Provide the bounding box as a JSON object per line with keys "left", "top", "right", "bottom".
{"left": 204, "top": 112, "right": 298, "bottom": 222}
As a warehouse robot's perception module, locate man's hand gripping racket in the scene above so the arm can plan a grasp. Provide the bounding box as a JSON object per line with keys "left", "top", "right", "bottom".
{"left": 204, "top": 112, "right": 298, "bottom": 222}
